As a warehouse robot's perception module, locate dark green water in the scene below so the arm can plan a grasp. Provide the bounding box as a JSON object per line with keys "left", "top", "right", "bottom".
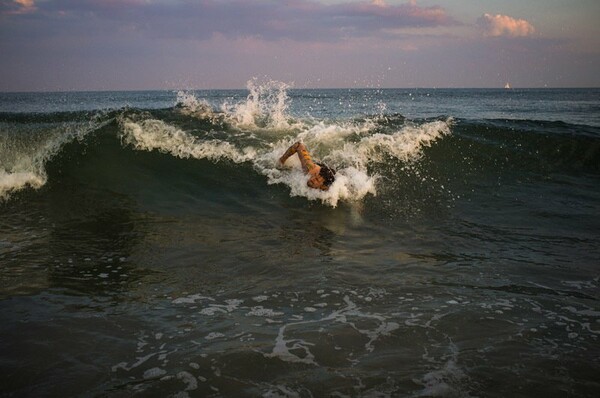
{"left": 1, "top": 86, "right": 599, "bottom": 397}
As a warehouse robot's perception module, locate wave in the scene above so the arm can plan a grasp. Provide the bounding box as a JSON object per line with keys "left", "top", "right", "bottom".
{"left": 3, "top": 81, "right": 597, "bottom": 207}
{"left": 115, "top": 108, "right": 451, "bottom": 207}
{"left": 454, "top": 119, "right": 600, "bottom": 174}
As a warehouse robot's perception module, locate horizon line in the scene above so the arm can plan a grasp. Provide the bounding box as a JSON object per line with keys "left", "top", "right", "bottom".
{"left": 1, "top": 86, "right": 599, "bottom": 94}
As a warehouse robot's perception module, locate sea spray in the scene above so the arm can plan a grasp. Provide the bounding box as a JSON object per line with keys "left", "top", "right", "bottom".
{"left": 175, "top": 91, "right": 223, "bottom": 124}
{"left": 221, "top": 79, "right": 301, "bottom": 130}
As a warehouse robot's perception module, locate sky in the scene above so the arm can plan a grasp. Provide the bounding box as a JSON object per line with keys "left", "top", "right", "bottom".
{"left": 0, "top": 0, "right": 599, "bottom": 91}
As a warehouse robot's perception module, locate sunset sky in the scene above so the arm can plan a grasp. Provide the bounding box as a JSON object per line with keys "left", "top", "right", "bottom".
{"left": 1, "top": 0, "right": 599, "bottom": 91}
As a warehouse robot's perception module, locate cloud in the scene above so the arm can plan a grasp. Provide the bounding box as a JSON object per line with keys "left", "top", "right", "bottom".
{"left": 2, "top": 0, "right": 457, "bottom": 42}
{"left": 336, "top": 1, "right": 454, "bottom": 29}
{"left": 0, "top": 0, "right": 36, "bottom": 15}
{"left": 477, "top": 13, "right": 535, "bottom": 38}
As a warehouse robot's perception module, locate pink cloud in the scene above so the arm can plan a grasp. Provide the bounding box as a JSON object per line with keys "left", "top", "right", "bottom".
{"left": 0, "top": 0, "right": 37, "bottom": 15}
{"left": 2, "top": 0, "right": 456, "bottom": 41}
{"left": 348, "top": 0, "right": 454, "bottom": 27}
{"left": 477, "top": 13, "right": 535, "bottom": 38}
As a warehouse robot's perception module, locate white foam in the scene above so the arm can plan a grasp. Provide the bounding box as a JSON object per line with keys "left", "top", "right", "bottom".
{"left": 177, "top": 371, "right": 198, "bottom": 391}
{"left": 562, "top": 306, "right": 600, "bottom": 317}
{"left": 0, "top": 170, "right": 45, "bottom": 200}
{"left": 562, "top": 280, "right": 597, "bottom": 290}
{"left": 246, "top": 306, "right": 284, "bottom": 317}
{"left": 254, "top": 135, "right": 379, "bottom": 207}
{"left": 143, "top": 367, "right": 166, "bottom": 379}
{"left": 199, "top": 306, "right": 227, "bottom": 316}
{"left": 261, "top": 162, "right": 377, "bottom": 208}
{"left": 196, "top": 298, "right": 244, "bottom": 316}
{"left": 262, "top": 385, "right": 302, "bottom": 398}
{"left": 414, "top": 344, "right": 466, "bottom": 397}
{"left": 172, "top": 294, "right": 214, "bottom": 305}
{"left": 0, "top": 119, "right": 104, "bottom": 200}
{"left": 342, "top": 118, "right": 452, "bottom": 164}
{"left": 267, "top": 330, "right": 317, "bottom": 365}
{"left": 111, "top": 352, "right": 157, "bottom": 372}
{"left": 265, "top": 295, "right": 400, "bottom": 365}
{"left": 119, "top": 117, "right": 256, "bottom": 163}
{"left": 205, "top": 332, "right": 225, "bottom": 340}
{"left": 253, "top": 115, "right": 451, "bottom": 207}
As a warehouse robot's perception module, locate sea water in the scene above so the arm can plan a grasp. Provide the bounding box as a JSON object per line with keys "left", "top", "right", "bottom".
{"left": 1, "top": 82, "right": 599, "bottom": 397}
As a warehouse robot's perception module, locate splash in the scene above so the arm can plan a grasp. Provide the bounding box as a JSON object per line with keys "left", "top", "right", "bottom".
{"left": 175, "top": 80, "right": 301, "bottom": 131}
{"left": 175, "top": 91, "right": 222, "bottom": 124}
{"left": 170, "top": 80, "right": 452, "bottom": 207}
{"left": 0, "top": 130, "right": 58, "bottom": 200}
{"left": 222, "top": 78, "right": 300, "bottom": 130}
{"left": 254, "top": 117, "right": 452, "bottom": 207}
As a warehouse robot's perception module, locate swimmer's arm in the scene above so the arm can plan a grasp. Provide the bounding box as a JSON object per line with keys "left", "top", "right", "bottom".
{"left": 278, "top": 142, "right": 301, "bottom": 166}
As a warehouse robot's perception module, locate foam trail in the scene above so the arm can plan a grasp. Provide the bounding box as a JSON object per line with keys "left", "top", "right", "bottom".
{"left": 265, "top": 296, "right": 399, "bottom": 365}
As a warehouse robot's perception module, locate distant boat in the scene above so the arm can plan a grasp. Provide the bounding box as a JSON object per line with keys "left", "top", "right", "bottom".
{"left": 504, "top": 82, "right": 511, "bottom": 89}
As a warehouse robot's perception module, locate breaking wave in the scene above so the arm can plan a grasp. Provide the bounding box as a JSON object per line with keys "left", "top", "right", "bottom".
{"left": 1, "top": 81, "right": 454, "bottom": 207}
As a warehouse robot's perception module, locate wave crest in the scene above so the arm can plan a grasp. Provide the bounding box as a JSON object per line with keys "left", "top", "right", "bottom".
{"left": 118, "top": 115, "right": 256, "bottom": 163}
{"left": 0, "top": 117, "right": 109, "bottom": 200}
{"left": 357, "top": 118, "right": 453, "bottom": 163}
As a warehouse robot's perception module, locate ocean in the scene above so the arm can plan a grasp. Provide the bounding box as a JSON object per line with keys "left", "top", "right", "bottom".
{"left": 1, "top": 82, "right": 599, "bottom": 397}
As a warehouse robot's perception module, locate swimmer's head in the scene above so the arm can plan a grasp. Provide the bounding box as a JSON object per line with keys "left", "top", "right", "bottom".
{"left": 318, "top": 164, "right": 336, "bottom": 187}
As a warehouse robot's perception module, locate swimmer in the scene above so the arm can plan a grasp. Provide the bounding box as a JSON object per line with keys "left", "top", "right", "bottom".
{"left": 278, "top": 142, "right": 336, "bottom": 191}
